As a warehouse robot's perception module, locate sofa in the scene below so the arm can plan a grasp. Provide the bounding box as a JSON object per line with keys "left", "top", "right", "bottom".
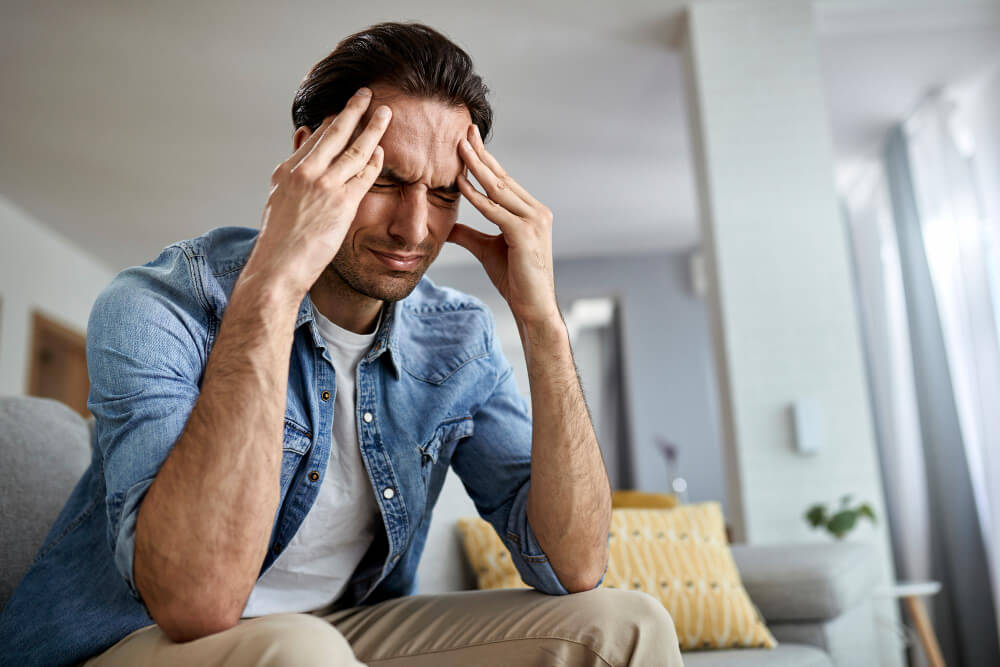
{"left": 1, "top": 396, "right": 882, "bottom": 666}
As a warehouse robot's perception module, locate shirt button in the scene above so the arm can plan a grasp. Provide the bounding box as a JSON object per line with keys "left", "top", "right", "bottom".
{"left": 321, "top": 390, "right": 331, "bottom": 402}
{"left": 363, "top": 412, "right": 373, "bottom": 423}
{"left": 382, "top": 487, "right": 395, "bottom": 499}
{"left": 308, "top": 470, "right": 320, "bottom": 482}
{"left": 273, "top": 542, "right": 283, "bottom": 555}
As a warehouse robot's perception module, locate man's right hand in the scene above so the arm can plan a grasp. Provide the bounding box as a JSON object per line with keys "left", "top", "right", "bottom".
{"left": 247, "top": 87, "right": 391, "bottom": 298}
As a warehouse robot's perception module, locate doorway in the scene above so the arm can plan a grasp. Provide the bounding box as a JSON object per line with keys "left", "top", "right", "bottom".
{"left": 27, "top": 311, "right": 90, "bottom": 418}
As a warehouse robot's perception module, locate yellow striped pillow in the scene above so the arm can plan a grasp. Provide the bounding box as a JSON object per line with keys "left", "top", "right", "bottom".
{"left": 611, "top": 490, "right": 678, "bottom": 509}
{"left": 456, "top": 502, "right": 776, "bottom": 651}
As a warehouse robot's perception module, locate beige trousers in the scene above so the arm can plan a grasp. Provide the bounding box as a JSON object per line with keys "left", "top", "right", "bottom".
{"left": 84, "top": 588, "right": 684, "bottom": 666}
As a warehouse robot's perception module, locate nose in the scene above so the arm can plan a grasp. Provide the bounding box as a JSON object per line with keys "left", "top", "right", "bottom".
{"left": 386, "top": 185, "right": 430, "bottom": 249}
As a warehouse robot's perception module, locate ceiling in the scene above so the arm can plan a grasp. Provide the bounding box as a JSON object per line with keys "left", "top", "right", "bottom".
{"left": 1, "top": 0, "right": 998, "bottom": 271}
{"left": 816, "top": 0, "right": 1000, "bottom": 189}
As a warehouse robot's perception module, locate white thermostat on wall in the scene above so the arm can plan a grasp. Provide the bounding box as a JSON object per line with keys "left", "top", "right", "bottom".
{"left": 790, "top": 398, "right": 823, "bottom": 456}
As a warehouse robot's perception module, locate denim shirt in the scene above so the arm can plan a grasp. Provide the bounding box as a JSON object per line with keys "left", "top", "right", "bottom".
{"left": 0, "top": 226, "right": 576, "bottom": 665}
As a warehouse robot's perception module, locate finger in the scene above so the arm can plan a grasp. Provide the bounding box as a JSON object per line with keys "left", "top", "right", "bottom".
{"left": 344, "top": 145, "right": 384, "bottom": 200}
{"left": 298, "top": 87, "right": 374, "bottom": 176}
{"left": 289, "top": 114, "right": 335, "bottom": 165}
{"left": 457, "top": 171, "right": 523, "bottom": 236}
{"left": 468, "top": 125, "right": 541, "bottom": 208}
{"left": 447, "top": 222, "right": 503, "bottom": 262}
{"left": 327, "top": 105, "right": 392, "bottom": 183}
{"left": 459, "top": 139, "right": 534, "bottom": 218}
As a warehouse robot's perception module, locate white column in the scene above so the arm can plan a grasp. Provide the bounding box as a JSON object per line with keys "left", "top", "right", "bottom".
{"left": 681, "top": 1, "right": 901, "bottom": 664}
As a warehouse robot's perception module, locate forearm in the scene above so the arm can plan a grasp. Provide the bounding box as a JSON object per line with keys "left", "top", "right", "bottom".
{"left": 134, "top": 265, "right": 301, "bottom": 640}
{"left": 522, "top": 314, "right": 612, "bottom": 593}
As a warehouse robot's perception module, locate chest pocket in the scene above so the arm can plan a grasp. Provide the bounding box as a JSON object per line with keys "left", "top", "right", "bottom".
{"left": 419, "top": 416, "right": 474, "bottom": 485}
{"left": 401, "top": 309, "right": 490, "bottom": 385}
{"left": 280, "top": 418, "right": 312, "bottom": 489}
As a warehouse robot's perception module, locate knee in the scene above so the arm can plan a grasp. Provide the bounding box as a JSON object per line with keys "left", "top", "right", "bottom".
{"left": 236, "top": 614, "right": 357, "bottom": 667}
{"left": 561, "top": 588, "right": 681, "bottom": 661}
{"left": 581, "top": 588, "right": 676, "bottom": 635}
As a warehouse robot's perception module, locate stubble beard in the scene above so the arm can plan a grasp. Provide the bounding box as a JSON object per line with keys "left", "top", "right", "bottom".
{"left": 328, "top": 243, "right": 430, "bottom": 303}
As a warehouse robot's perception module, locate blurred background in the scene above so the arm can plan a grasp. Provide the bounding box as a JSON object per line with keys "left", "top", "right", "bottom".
{"left": 1, "top": 0, "right": 998, "bottom": 664}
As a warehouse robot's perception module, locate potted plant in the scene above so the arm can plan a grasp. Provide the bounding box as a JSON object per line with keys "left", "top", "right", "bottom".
{"left": 804, "top": 495, "right": 876, "bottom": 540}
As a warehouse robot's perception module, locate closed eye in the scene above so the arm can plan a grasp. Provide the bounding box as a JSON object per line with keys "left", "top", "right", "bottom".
{"left": 370, "top": 182, "right": 458, "bottom": 206}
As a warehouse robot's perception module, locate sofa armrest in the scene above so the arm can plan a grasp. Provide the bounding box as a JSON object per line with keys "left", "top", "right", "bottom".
{"left": 730, "top": 542, "right": 879, "bottom": 623}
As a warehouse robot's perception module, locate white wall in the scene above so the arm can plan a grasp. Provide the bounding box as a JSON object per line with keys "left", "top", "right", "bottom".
{"left": 0, "top": 195, "right": 114, "bottom": 396}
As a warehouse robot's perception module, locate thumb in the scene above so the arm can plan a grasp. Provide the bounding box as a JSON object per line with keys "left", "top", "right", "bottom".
{"left": 448, "top": 223, "right": 497, "bottom": 262}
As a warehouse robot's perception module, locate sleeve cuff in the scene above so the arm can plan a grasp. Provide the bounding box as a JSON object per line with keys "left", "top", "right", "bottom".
{"left": 109, "top": 477, "right": 156, "bottom": 602}
{"left": 502, "top": 481, "right": 570, "bottom": 596}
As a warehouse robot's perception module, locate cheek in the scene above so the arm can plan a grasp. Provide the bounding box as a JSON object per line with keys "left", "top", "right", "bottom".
{"left": 349, "top": 194, "right": 396, "bottom": 240}
{"left": 429, "top": 208, "right": 459, "bottom": 241}
{"left": 355, "top": 192, "right": 395, "bottom": 220}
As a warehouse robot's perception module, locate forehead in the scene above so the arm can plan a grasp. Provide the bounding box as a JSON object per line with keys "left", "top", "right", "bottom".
{"left": 365, "top": 84, "right": 471, "bottom": 187}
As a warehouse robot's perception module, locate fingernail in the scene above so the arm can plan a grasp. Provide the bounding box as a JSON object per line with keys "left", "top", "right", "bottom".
{"left": 375, "top": 106, "right": 391, "bottom": 119}
{"left": 462, "top": 139, "right": 472, "bottom": 150}
{"left": 358, "top": 87, "right": 372, "bottom": 97}
{"left": 473, "top": 125, "right": 481, "bottom": 138}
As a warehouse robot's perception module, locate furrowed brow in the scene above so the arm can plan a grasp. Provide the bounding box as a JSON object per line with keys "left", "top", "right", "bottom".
{"left": 378, "top": 167, "right": 459, "bottom": 196}
{"left": 377, "top": 167, "right": 409, "bottom": 185}
{"left": 436, "top": 181, "right": 460, "bottom": 196}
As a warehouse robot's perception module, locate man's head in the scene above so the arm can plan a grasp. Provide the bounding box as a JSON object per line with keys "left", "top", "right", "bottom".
{"left": 291, "top": 22, "right": 493, "bottom": 303}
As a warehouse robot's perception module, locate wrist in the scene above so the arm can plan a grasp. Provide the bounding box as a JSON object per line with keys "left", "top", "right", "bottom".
{"left": 232, "top": 261, "right": 306, "bottom": 316}
{"left": 516, "top": 309, "right": 568, "bottom": 353}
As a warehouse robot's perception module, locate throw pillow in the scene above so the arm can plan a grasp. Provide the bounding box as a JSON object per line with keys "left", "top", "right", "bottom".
{"left": 456, "top": 503, "right": 776, "bottom": 651}
{"left": 611, "top": 489, "right": 678, "bottom": 509}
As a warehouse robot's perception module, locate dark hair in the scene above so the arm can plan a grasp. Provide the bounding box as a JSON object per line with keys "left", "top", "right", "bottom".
{"left": 292, "top": 22, "right": 493, "bottom": 140}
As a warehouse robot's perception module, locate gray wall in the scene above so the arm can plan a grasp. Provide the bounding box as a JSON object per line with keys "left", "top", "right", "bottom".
{"left": 428, "top": 251, "right": 726, "bottom": 513}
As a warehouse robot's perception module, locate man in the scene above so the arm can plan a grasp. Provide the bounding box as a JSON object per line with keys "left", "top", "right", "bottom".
{"left": 0, "top": 22, "right": 682, "bottom": 666}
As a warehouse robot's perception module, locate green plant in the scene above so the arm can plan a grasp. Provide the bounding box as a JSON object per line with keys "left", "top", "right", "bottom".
{"left": 804, "top": 495, "right": 876, "bottom": 540}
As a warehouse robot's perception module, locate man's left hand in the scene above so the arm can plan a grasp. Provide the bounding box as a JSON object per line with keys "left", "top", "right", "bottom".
{"left": 449, "top": 124, "right": 560, "bottom": 328}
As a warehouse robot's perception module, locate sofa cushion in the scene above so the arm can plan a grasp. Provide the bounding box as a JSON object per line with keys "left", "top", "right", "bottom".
{"left": 0, "top": 397, "right": 91, "bottom": 609}
{"left": 731, "top": 542, "right": 879, "bottom": 622}
{"left": 683, "top": 644, "right": 832, "bottom": 667}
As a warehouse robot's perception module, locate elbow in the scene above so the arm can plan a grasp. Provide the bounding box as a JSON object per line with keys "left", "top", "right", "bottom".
{"left": 559, "top": 553, "right": 609, "bottom": 593}
{"left": 562, "top": 572, "right": 604, "bottom": 594}
{"left": 134, "top": 542, "right": 246, "bottom": 642}
{"left": 138, "top": 571, "right": 243, "bottom": 643}
{"left": 154, "top": 600, "right": 242, "bottom": 643}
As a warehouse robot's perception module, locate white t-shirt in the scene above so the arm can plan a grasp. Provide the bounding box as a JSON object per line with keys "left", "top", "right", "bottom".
{"left": 242, "top": 306, "right": 381, "bottom": 617}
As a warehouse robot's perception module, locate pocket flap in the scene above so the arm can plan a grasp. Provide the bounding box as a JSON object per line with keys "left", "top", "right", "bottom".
{"left": 282, "top": 418, "right": 312, "bottom": 454}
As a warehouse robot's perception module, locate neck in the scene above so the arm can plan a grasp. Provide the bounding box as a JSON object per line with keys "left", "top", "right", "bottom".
{"left": 309, "top": 267, "right": 383, "bottom": 335}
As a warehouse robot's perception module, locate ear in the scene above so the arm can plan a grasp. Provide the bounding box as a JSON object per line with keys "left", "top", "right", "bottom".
{"left": 292, "top": 125, "right": 312, "bottom": 151}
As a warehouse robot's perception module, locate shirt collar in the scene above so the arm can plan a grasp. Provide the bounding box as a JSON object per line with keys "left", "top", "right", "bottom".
{"left": 295, "top": 293, "right": 402, "bottom": 378}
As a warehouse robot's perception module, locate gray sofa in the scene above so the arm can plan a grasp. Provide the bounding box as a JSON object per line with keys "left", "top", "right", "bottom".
{"left": 1, "top": 396, "right": 881, "bottom": 666}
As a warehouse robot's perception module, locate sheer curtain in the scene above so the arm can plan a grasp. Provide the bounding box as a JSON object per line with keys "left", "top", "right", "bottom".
{"left": 844, "top": 76, "right": 1000, "bottom": 664}
{"left": 844, "top": 164, "right": 931, "bottom": 588}
{"left": 905, "top": 89, "right": 1000, "bottom": 633}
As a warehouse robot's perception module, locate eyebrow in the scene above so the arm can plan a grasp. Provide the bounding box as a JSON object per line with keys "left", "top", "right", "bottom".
{"left": 378, "top": 167, "right": 459, "bottom": 196}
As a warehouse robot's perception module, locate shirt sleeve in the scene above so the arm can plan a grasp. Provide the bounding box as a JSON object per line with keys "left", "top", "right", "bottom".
{"left": 86, "top": 245, "right": 209, "bottom": 602}
{"left": 449, "top": 308, "right": 586, "bottom": 596}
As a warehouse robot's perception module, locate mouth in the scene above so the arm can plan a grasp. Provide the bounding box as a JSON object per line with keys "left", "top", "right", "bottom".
{"left": 369, "top": 248, "right": 425, "bottom": 271}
